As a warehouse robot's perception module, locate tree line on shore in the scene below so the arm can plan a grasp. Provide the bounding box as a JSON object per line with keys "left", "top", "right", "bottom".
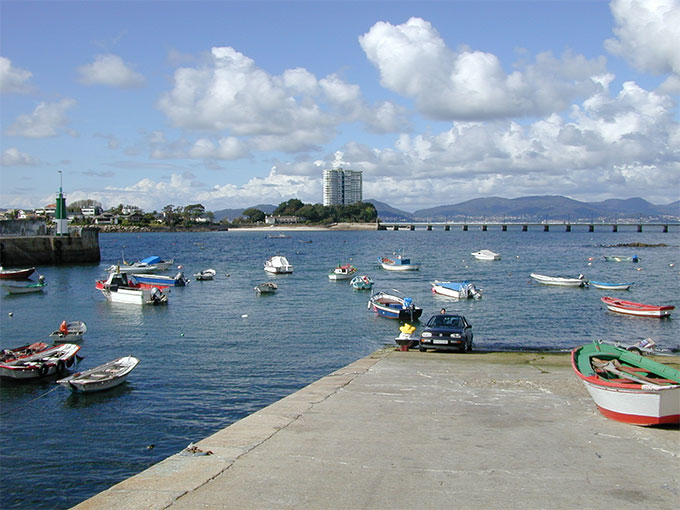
{"left": 63, "top": 199, "right": 377, "bottom": 227}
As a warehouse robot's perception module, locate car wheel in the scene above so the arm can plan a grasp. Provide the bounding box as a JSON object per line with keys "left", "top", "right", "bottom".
{"left": 419, "top": 346, "right": 426, "bottom": 352}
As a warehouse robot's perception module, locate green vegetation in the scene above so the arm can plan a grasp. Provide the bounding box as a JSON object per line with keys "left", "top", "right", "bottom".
{"left": 270, "top": 199, "right": 377, "bottom": 224}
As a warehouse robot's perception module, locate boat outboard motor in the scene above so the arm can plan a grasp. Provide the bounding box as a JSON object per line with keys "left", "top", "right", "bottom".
{"left": 403, "top": 297, "right": 415, "bottom": 321}
{"left": 150, "top": 287, "right": 162, "bottom": 304}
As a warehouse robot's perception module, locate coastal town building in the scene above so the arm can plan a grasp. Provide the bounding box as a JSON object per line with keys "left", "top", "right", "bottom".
{"left": 265, "top": 215, "right": 300, "bottom": 225}
{"left": 323, "top": 169, "right": 362, "bottom": 206}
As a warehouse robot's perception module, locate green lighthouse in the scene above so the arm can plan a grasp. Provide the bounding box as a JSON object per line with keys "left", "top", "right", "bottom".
{"left": 55, "top": 170, "right": 68, "bottom": 236}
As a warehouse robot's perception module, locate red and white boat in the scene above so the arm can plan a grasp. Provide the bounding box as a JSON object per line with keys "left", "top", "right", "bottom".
{"left": 0, "top": 343, "right": 81, "bottom": 379}
{"left": 601, "top": 296, "right": 674, "bottom": 318}
{"left": 572, "top": 342, "right": 680, "bottom": 426}
{"left": 0, "top": 266, "right": 35, "bottom": 280}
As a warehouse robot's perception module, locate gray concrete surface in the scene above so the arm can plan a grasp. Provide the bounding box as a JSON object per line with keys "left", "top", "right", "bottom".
{"left": 74, "top": 349, "right": 680, "bottom": 510}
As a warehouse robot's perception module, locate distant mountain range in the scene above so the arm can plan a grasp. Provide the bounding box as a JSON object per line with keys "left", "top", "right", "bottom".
{"left": 213, "top": 204, "right": 277, "bottom": 222}
{"left": 366, "top": 196, "right": 680, "bottom": 222}
{"left": 213, "top": 196, "right": 679, "bottom": 222}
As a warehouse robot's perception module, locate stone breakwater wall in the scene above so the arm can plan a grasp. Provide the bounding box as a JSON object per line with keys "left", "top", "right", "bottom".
{"left": 0, "top": 227, "right": 100, "bottom": 265}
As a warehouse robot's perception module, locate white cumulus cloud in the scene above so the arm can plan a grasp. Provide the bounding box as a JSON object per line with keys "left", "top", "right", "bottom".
{"left": 0, "top": 57, "right": 33, "bottom": 93}
{"left": 605, "top": 0, "right": 680, "bottom": 78}
{"left": 359, "top": 17, "right": 607, "bottom": 120}
{"left": 78, "top": 54, "right": 146, "bottom": 88}
{"left": 157, "top": 46, "right": 406, "bottom": 152}
{"left": 5, "top": 99, "right": 77, "bottom": 138}
{"left": 1, "top": 147, "right": 38, "bottom": 166}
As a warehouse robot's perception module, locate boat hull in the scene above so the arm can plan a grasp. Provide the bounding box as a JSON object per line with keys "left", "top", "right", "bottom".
{"left": 369, "top": 293, "right": 423, "bottom": 321}
{"left": 379, "top": 262, "right": 420, "bottom": 271}
{"left": 2, "top": 283, "right": 46, "bottom": 294}
{"left": 530, "top": 273, "right": 585, "bottom": 287}
{"left": 571, "top": 344, "right": 680, "bottom": 425}
{"left": 602, "top": 297, "right": 674, "bottom": 318}
{"left": 589, "top": 281, "right": 632, "bottom": 291}
{"left": 580, "top": 379, "right": 680, "bottom": 426}
{"left": 58, "top": 356, "right": 139, "bottom": 393}
{"left": 0, "top": 344, "right": 81, "bottom": 379}
{"left": 471, "top": 250, "right": 500, "bottom": 261}
{"left": 0, "top": 267, "right": 35, "bottom": 279}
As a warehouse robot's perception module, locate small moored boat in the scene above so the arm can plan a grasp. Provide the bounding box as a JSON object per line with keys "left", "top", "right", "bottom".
{"left": 0, "top": 266, "right": 36, "bottom": 280}
{"left": 571, "top": 341, "right": 680, "bottom": 425}
{"left": 96, "top": 273, "right": 168, "bottom": 305}
{"left": 431, "top": 280, "right": 482, "bottom": 299}
{"left": 131, "top": 272, "right": 189, "bottom": 288}
{"left": 604, "top": 255, "right": 639, "bottom": 263}
{"left": 1, "top": 275, "right": 46, "bottom": 294}
{"left": 368, "top": 291, "right": 423, "bottom": 321}
{"left": 530, "top": 273, "right": 586, "bottom": 287}
{"left": 588, "top": 281, "right": 633, "bottom": 291}
{"left": 601, "top": 297, "right": 674, "bottom": 318}
{"left": 193, "top": 269, "right": 216, "bottom": 281}
{"left": 471, "top": 250, "right": 500, "bottom": 261}
{"left": 328, "top": 263, "right": 357, "bottom": 281}
{"left": 255, "top": 282, "right": 278, "bottom": 294}
{"left": 1, "top": 342, "right": 50, "bottom": 363}
{"left": 49, "top": 320, "right": 87, "bottom": 341}
{"left": 378, "top": 254, "right": 420, "bottom": 271}
{"left": 350, "top": 275, "right": 373, "bottom": 290}
{"left": 57, "top": 356, "right": 140, "bottom": 393}
{"left": 0, "top": 343, "right": 81, "bottom": 379}
{"left": 264, "top": 255, "right": 293, "bottom": 274}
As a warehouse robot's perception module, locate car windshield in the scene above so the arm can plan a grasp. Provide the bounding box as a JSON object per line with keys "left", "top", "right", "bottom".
{"left": 428, "top": 315, "right": 462, "bottom": 327}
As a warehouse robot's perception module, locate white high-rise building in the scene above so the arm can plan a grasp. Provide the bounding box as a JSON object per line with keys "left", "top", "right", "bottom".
{"left": 323, "top": 169, "right": 362, "bottom": 206}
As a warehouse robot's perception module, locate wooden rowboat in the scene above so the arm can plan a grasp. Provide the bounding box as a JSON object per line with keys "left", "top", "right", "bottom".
{"left": 57, "top": 356, "right": 139, "bottom": 393}
{"left": 588, "top": 281, "right": 633, "bottom": 291}
{"left": 601, "top": 297, "right": 674, "bottom": 318}
{"left": 530, "top": 273, "right": 586, "bottom": 287}
{"left": 571, "top": 341, "right": 680, "bottom": 426}
{"left": 0, "top": 266, "right": 36, "bottom": 280}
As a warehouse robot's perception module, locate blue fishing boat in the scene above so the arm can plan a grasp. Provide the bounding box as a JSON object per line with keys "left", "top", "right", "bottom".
{"left": 368, "top": 291, "right": 422, "bottom": 321}
{"left": 378, "top": 254, "right": 420, "bottom": 271}
{"left": 130, "top": 272, "right": 189, "bottom": 288}
{"left": 588, "top": 280, "right": 633, "bottom": 291}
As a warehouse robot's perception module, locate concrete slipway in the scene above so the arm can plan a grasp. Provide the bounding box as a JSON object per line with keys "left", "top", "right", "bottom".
{"left": 74, "top": 350, "right": 679, "bottom": 510}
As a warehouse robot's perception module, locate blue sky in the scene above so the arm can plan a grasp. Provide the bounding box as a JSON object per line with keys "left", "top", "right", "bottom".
{"left": 1, "top": 0, "right": 678, "bottom": 213}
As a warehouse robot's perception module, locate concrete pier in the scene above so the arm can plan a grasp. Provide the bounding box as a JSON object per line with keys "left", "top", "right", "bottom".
{"left": 73, "top": 350, "right": 680, "bottom": 510}
{"left": 0, "top": 227, "right": 100, "bottom": 265}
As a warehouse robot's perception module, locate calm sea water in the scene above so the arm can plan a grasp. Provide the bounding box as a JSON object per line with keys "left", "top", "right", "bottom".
{"left": 1, "top": 227, "right": 678, "bottom": 509}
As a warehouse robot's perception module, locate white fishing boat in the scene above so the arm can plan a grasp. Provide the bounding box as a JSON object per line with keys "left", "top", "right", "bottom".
{"left": 49, "top": 320, "right": 87, "bottom": 341}
{"left": 328, "top": 263, "right": 357, "bottom": 281}
{"left": 57, "top": 356, "right": 140, "bottom": 393}
{"left": 193, "top": 269, "right": 216, "bottom": 281}
{"left": 255, "top": 282, "right": 278, "bottom": 294}
{"left": 96, "top": 273, "right": 168, "bottom": 305}
{"left": 1, "top": 276, "right": 46, "bottom": 294}
{"left": 530, "top": 273, "right": 586, "bottom": 287}
{"left": 431, "top": 280, "right": 482, "bottom": 299}
{"left": 471, "top": 250, "right": 501, "bottom": 261}
{"left": 264, "top": 255, "right": 293, "bottom": 274}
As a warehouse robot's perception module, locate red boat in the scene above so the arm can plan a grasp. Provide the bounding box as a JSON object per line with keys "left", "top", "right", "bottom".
{"left": 601, "top": 296, "right": 674, "bottom": 318}
{"left": 1, "top": 342, "right": 50, "bottom": 363}
{"left": 0, "top": 266, "right": 35, "bottom": 280}
{"left": 0, "top": 343, "right": 81, "bottom": 379}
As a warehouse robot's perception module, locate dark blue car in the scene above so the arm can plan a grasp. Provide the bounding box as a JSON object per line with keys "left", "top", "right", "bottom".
{"left": 419, "top": 314, "right": 473, "bottom": 352}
